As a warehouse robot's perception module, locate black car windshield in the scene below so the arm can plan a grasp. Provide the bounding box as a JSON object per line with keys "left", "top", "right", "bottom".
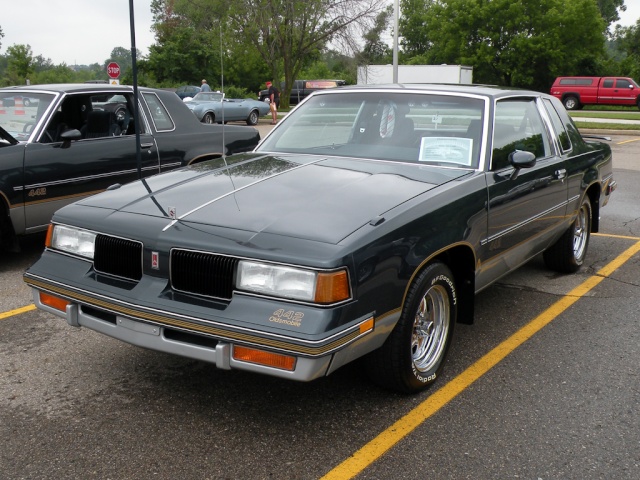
{"left": 0, "top": 92, "right": 55, "bottom": 141}
{"left": 257, "top": 91, "right": 486, "bottom": 168}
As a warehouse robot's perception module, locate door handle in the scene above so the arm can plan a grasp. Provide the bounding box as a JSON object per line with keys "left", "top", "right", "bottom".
{"left": 140, "top": 142, "right": 154, "bottom": 148}
{"left": 555, "top": 169, "right": 566, "bottom": 180}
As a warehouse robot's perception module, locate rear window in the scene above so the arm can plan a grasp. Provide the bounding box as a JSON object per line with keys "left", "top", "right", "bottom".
{"left": 305, "top": 81, "right": 341, "bottom": 89}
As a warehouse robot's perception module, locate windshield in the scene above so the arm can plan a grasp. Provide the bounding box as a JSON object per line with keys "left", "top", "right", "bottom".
{"left": 192, "top": 92, "right": 224, "bottom": 102}
{"left": 257, "top": 91, "right": 486, "bottom": 168}
{"left": 0, "top": 92, "right": 56, "bottom": 141}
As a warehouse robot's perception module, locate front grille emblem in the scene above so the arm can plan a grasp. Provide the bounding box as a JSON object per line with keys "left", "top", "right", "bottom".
{"left": 151, "top": 251, "right": 159, "bottom": 270}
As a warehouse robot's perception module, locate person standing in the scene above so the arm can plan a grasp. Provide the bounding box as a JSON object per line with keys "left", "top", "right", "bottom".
{"left": 201, "top": 79, "right": 211, "bottom": 92}
{"left": 266, "top": 81, "right": 280, "bottom": 125}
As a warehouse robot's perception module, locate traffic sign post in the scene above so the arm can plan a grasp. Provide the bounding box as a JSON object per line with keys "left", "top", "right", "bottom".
{"left": 107, "top": 62, "right": 121, "bottom": 79}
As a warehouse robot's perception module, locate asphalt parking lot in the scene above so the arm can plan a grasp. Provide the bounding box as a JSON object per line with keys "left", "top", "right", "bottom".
{"left": 1, "top": 133, "right": 639, "bottom": 480}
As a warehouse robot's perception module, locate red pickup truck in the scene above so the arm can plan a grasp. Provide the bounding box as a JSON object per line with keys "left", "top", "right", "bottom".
{"left": 550, "top": 76, "right": 640, "bottom": 110}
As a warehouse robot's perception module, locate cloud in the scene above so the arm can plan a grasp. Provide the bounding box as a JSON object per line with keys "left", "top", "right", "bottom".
{"left": 1, "top": 0, "right": 154, "bottom": 65}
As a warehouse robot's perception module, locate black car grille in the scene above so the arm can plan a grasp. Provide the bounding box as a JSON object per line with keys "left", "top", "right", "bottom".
{"left": 171, "top": 249, "right": 238, "bottom": 300}
{"left": 94, "top": 234, "right": 143, "bottom": 281}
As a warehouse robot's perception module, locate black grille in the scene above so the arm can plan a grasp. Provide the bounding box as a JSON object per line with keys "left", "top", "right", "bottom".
{"left": 171, "top": 250, "right": 238, "bottom": 300}
{"left": 94, "top": 234, "right": 143, "bottom": 281}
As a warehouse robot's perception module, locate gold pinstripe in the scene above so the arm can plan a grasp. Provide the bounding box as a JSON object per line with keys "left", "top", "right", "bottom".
{"left": 25, "top": 276, "right": 367, "bottom": 357}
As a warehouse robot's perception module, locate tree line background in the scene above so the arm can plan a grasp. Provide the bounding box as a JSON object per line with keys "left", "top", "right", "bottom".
{"left": 0, "top": 0, "right": 638, "bottom": 108}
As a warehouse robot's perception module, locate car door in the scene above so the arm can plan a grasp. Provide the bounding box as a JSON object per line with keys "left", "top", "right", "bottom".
{"left": 21, "top": 92, "right": 160, "bottom": 233}
{"left": 610, "top": 78, "right": 636, "bottom": 105}
{"left": 221, "top": 98, "right": 244, "bottom": 122}
{"left": 479, "top": 97, "right": 568, "bottom": 287}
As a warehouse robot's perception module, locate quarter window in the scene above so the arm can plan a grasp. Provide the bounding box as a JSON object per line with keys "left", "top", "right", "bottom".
{"left": 543, "top": 99, "right": 572, "bottom": 153}
{"left": 142, "top": 93, "right": 175, "bottom": 131}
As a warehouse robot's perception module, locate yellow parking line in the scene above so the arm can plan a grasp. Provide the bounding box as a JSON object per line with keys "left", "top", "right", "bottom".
{"left": 0, "top": 304, "right": 36, "bottom": 320}
{"left": 593, "top": 232, "right": 640, "bottom": 241}
{"left": 322, "top": 239, "right": 640, "bottom": 480}
{"left": 617, "top": 137, "right": 640, "bottom": 145}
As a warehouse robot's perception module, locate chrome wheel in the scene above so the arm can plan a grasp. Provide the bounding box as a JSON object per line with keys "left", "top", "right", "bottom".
{"left": 365, "top": 262, "right": 456, "bottom": 393}
{"left": 246, "top": 110, "right": 259, "bottom": 125}
{"left": 573, "top": 203, "right": 589, "bottom": 261}
{"left": 412, "top": 284, "right": 450, "bottom": 373}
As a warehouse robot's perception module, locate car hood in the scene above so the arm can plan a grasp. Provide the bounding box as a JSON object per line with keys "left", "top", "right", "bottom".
{"left": 76, "top": 153, "right": 469, "bottom": 245}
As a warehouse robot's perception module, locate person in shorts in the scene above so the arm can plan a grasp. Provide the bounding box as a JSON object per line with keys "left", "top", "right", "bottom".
{"left": 266, "top": 81, "right": 280, "bottom": 125}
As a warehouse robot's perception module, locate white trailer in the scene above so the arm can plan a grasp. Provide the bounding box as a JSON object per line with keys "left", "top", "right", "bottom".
{"left": 357, "top": 65, "right": 473, "bottom": 85}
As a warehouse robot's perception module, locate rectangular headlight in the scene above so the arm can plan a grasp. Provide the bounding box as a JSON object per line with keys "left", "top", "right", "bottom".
{"left": 237, "top": 261, "right": 316, "bottom": 301}
{"left": 49, "top": 225, "right": 96, "bottom": 259}
{"left": 237, "top": 261, "right": 350, "bottom": 304}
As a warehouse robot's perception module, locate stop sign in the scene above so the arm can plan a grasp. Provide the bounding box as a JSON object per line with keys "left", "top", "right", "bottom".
{"left": 107, "top": 62, "right": 120, "bottom": 79}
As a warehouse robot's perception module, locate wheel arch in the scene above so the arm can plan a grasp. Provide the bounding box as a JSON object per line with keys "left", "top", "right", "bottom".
{"left": 185, "top": 152, "right": 224, "bottom": 166}
{"left": 584, "top": 182, "right": 601, "bottom": 233}
{"left": 405, "top": 243, "right": 477, "bottom": 325}
{"left": 0, "top": 193, "right": 18, "bottom": 251}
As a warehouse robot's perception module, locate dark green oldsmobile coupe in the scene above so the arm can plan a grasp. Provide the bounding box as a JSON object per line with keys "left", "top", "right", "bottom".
{"left": 0, "top": 84, "right": 259, "bottom": 250}
{"left": 24, "top": 84, "right": 615, "bottom": 393}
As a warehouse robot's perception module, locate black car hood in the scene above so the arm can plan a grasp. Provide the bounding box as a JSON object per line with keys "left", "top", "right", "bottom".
{"left": 77, "top": 153, "right": 469, "bottom": 244}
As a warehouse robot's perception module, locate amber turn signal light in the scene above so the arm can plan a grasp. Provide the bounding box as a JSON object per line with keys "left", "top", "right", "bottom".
{"left": 44, "top": 224, "right": 54, "bottom": 248}
{"left": 233, "top": 345, "right": 296, "bottom": 371}
{"left": 314, "top": 270, "right": 350, "bottom": 304}
{"left": 39, "top": 292, "right": 69, "bottom": 312}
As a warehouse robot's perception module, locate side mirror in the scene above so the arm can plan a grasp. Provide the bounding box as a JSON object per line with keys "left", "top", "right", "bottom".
{"left": 59, "top": 129, "right": 82, "bottom": 149}
{"left": 509, "top": 150, "right": 536, "bottom": 180}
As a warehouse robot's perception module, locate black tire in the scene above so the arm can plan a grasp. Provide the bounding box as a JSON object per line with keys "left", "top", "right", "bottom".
{"left": 543, "top": 196, "right": 592, "bottom": 273}
{"left": 202, "top": 112, "right": 215, "bottom": 124}
{"left": 246, "top": 109, "right": 259, "bottom": 125}
{"left": 563, "top": 96, "right": 580, "bottom": 110}
{"left": 365, "top": 262, "right": 456, "bottom": 393}
{"left": 23, "top": 98, "right": 31, "bottom": 107}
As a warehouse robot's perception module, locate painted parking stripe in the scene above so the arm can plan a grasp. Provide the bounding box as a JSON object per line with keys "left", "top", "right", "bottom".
{"left": 0, "top": 304, "right": 36, "bottom": 321}
{"left": 322, "top": 238, "right": 640, "bottom": 480}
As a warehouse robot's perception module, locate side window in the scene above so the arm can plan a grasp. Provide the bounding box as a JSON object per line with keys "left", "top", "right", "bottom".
{"left": 492, "top": 99, "right": 551, "bottom": 171}
{"left": 543, "top": 98, "right": 571, "bottom": 153}
{"left": 615, "top": 79, "right": 631, "bottom": 88}
{"left": 602, "top": 79, "right": 614, "bottom": 88}
{"left": 89, "top": 93, "right": 137, "bottom": 136}
{"left": 141, "top": 92, "right": 175, "bottom": 131}
{"left": 41, "top": 94, "right": 93, "bottom": 143}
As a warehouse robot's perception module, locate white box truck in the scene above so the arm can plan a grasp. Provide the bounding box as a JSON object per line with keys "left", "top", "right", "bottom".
{"left": 357, "top": 65, "right": 473, "bottom": 85}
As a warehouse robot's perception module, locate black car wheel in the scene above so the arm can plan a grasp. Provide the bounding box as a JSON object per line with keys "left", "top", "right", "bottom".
{"left": 366, "top": 262, "right": 456, "bottom": 393}
{"left": 23, "top": 97, "right": 31, "bottom": 107}
{"left": 544, "top": 196, "right": 592, "bottom": 273}
{"left": 203, "top": 112, "right": 215, "bottom": 124}
{"left": 563, "top": 96, "right": 580, "bottom": 110}
{"left": 246, "top": 110, "right": 259, "bottom": 126}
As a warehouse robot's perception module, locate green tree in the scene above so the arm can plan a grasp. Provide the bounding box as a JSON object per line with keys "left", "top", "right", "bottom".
{"left": 358, "top": 6, "right": 394, "bottom": 66}
{"left": 229, "top": 0, "right": 387, "bottom": 107}
{"left": 399, "top": 0, "right": 607, "bottom": 92}
{"left": 5, "top": 44, "right": 34, "bottom": 85}
{"left": 597, "top": 0, "right": 626, "bottom": 27}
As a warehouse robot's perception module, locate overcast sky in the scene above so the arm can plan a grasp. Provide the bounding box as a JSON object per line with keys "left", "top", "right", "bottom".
{"left": 1, "top": 0, "right": 639, "bottom": 67}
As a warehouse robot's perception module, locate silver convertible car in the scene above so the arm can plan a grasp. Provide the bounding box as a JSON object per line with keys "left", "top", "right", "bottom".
{"left": 184, "top": 92, "right": 270, "bottom": 125}
{"left": 25, "top": 84, "right": 615, "bottom": 393}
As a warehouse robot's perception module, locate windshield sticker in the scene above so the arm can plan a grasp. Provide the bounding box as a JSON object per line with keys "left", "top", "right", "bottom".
{"left": 418, "top": 137, "right": 473, "bottom": 166}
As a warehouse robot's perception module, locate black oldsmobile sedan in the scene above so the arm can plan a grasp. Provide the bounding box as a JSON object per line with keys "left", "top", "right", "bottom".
{"left": 24, "top": 84, "right": 615, "bottom": 393}
{"left": 0, "top": 84, "right": 259, "bottom": 250}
